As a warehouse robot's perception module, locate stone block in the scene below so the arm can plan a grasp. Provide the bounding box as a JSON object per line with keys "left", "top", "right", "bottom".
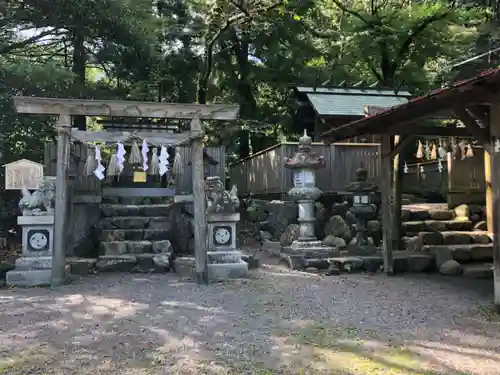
{"left": 441, "top": 232, "right": 472, "bottom": 245}
{"left": 6, "top": 265, "right": 70, "bottom": 287}
{"left": 15, "top": 256, "right": 52, "bottom": 269}
{"left": 462, "top": 264, "right": 493, "bottom": 279}
{"left": 241, "top": 253, "right": 260, "bottom": 270}
{"left": 329, "top": 256, "right": 364, "bottom": 272}
{"left": 262, "top": 239, "right": 281, "bottom": 255}
{"left": 67, "top": 258, "right": 97, "bottom": 275}
{"left": 143, "top": 229, "right": 169, "bottom": 241}
{"left": 100, "top": 241, "right": 153, "bottom": 255}
{"left": 173, "top": 257, "right": 195, "bottom": 278}
{"left": 434, "top": 247, "right": 453, "bottom": 268}
{"left": 428, "top": 210, "right": 454, "bottom": 221}
{"left": 96, "top": 255, "right": 137, "bottom": 272}
{"left": 446, "top": 220, "right": 473, "bottom": 231}
{"left": 424, "top": 220, "right": 446, "bottom": 232}
{"left": 410, "top": 210, "right": 430, "bottom": 221}
{"left": 470, "top": 232, "right": 491, "bottom": 244}
{"left": 402, "top": 221, "right": 426, "bottom": 233}
{"left": 323, "top": 235, "right": 346, "bottom": 249}
{"left": 279, "top": 254, "right": 306, "bottom": 270}
{"left": 152, "top": 240, "right": 173, "bottom": 253}
{"left": 100, "top": 217, "right": 151, "bottom": 230}
{"left": 418, "top": 232, "right": 442, "bottom": 246}
{"left": 401, "top": 209, "right": 411, "bottom": 222}
{"left": 406, "top": 253, "right": 433, "bottom": 273}
{"left": 134, "top": 254, "right": 169, "bottom": 273}
{"left": 208, "top": 262, "right": 248, "bottom": 281}
{"left": 470, "top": 244, "right": 493, "bottom": 261}
{"left": 361, "top": 256, "right": 383, "bottom": 272}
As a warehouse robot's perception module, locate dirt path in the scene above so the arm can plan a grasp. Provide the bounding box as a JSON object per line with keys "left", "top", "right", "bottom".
{"left": 0, "top": 264, "right": 499, "bottom": 374}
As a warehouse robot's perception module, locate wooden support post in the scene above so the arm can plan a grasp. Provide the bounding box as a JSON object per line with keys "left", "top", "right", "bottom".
{"left": 392, "top": 135, "right": 404, "bottom": 250}
{"left": 380, "top": 135, "right": 394, "bottom": 275}
{"left": 52, "top": 113, "right": 71, "bottom": 287}
{"left": 489, "top": 105, "right": 500, "bottom": 311}
{"left": 191, "top": 118, "right": 208, "bottom": 284}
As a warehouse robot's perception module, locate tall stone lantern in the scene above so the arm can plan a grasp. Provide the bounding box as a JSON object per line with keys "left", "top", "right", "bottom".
{"left": 282, "top": 130, "right": 336, "bottom": 269}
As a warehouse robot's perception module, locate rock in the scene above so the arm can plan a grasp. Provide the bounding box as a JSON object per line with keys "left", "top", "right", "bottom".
{"left": 367, "top": 220, "right": 381, "bottom": 233}
{"left": 402, "top": 221, "right": 426, "bottom": 233}
{"left": 325, "top": 215, "right": 352, "bottom": 242}
{"left": 152, "top": 240, "right": 173, "bottom": 253}
{"left": 173, "top": 257, "right": 195, "bottom": 278}
{"left": 410, "top": 210, "right": 430, "bottom": 221}
{"left": 406, "top": 254, "right": 433, "bottom": 273}
{"left": 167, "top": 202, "right": 195, "bottom": 255}
{"left": 96, "top": 255, "right": 137, "bottom": 272}
{"left": 425, "top": 221, "right": 447, "bottom": 232}
{"left": 401, "top": 209, "right": 411, "bottom": 222}
{"left": 406, "top": 236, "right": 424, "bottom": 252}
{"left": 470, "top": 214, "right": 481, "bottom": 223}
{"left": 454, "top": 204, "right": 470, "bottom": 219}
{"left": 325, "top": 265, "right": 340, "bottom": 275}
{"left": 428, "top": 210, "right": 454, "bottom": 221}
{"left": 441, "top": 232, "right": 472, "bottom": 245}
{"left": 418, "top": 232, "right": 442, "bottom": 245}
{"left": 439, "top": 260, "right": 462, "bottom": 276}
{"left": 134, "top": 254, "right": 169, "bottom": 273}
{"left": 262, "top": 239, "right": 282, "bottom": 255}
{"left": 345, "top": 211, "right": 356, "bottom": 226}
{"left": 152, "top": 253, "right": 172, "bottom": 268}
{"left": 305, "top": 267, "right": 319, "bottom": 273}
{"left": 259, "top": 230, "right": 272, "bottom": 241}
{"left": 280, "top": 224, "right": 300, "bottom": 246}
{"left": 315, "top": 202, "right": 327, "bottom": 239}
{"left": 401, "top": 236, "right": 412, "bottom": 248}
{"left": 329, "top": 256, "right": 364, "bottom": 272}
{"left": 331, "top": 202, "right": 349, "bottom": 217}
{"left": 470, "top": 232, "right": 491, "bottom": 244}
{"left": 241, "top": 253, "right": 260, "bottom": 270}
{"left": 322, "top": 235, "right": 346, "bottom": 249}
{"left": 266, "top": 200, "right": 297, "bottom": 239}
{"left": 434, "top": 247, "right": 453, "bottom": 268}
{"left": 474, "top": 221, "right": 487, "bottom": 231}
{"left": 67, "top": 258, "right": 96, "bottom": 275}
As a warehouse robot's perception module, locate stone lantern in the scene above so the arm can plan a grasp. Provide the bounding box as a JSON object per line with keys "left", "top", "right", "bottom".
{"left": 282, "top": 130, "right": 336, "bottom": 269}
{"left": 345, "top": 167, "right": 378, "bottom": 255}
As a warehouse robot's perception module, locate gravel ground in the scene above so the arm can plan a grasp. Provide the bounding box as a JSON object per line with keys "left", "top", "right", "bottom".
{"left": 0, "top": 264, "right": 499, "bottom": 375}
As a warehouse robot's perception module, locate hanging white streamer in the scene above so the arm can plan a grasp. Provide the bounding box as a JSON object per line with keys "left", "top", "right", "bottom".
{"left": 141, "top": 139, "right": 149, "bottom": 172}
{"left": 116, "top": 142, "right": 126, "bottom": 172}
{"left": 438, "top": 158, "right": 443, "bottom": 173}
{"left": 495, "top": 139, "right": 500, "bottom": 153}
{"left": 159, "top": 145, "right": 169, "bottom": 176}
{"left": 403, "top": 161, "right": 408, "bottom": 174}
{"left": 94, "top": 146, "right": 105, "bottom": 180}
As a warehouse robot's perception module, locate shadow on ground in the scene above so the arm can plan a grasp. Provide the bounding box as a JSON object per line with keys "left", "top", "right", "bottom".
{"left": 0, "top": 267, "right": 499, "bottom": 374}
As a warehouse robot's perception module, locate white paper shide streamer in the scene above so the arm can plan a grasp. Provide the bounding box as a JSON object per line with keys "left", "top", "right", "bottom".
{"left": 94, "top": 146, "right": 106, "bottom": 180}
{"left": 141, "top": 140, "right": 149, "bottom": 172}
{"left": 159, "top": 145, "right": 169, "bottom": 176}
{"left": 116, "top": 142, "right": 126, "bottom": 173}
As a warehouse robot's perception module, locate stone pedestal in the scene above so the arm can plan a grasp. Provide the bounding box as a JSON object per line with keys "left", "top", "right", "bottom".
{"left": 6, "top": 215, "right": 69, "bottom": 286}
{"left": 206, "top": 212, "right": 248, "bottom": 280}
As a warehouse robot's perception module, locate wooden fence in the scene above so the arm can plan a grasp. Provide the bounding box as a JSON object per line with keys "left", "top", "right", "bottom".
{"left": 228, "top": 142, "right": 381, "bottom": 196}
{"left": 44, "top": 143, "right": 226, "bottom": 196}
{"left": 402, "top": 149, "right": 485, "bottom": 205}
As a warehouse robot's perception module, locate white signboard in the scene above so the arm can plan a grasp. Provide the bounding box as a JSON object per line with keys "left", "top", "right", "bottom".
{"left": 294, "top": 170, "right": 315, "bottom": 188}
{"left": 4, "top": 159, "right": 44, "bottom": 190}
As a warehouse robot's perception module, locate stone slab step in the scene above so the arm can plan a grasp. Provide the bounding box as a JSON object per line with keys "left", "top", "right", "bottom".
{"left": 402, "top": 207, "right": 455, "bottom": 222}
{"left": 100, "top": 240, "right": 173, "bottom": 255}
{"left": 101, "top": 204, "right": 172, "bottom": 217}
{"left": 100, "top": 216, "right": 170, "bottom": 230}
{"left": 100, "top": 229, "right": 170, "bottom": 242}
{"left": 422, "top": 244, "right": 492, "bottom": 263}
{"left": 402, "top": 219, "right": 473, "bottom": 234}
{"left": 462, "top": 263, "right": 493, "bottom": 279}
{"left": 96, "top": 254, "right": 171, "bottom": 273}
{"left": 417, "top": 231, "right": 492, "bottom": 246}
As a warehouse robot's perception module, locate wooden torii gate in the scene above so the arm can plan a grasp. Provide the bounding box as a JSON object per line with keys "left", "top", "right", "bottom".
{"left": 12, "top": 96, "right": 240, "bottom": 285}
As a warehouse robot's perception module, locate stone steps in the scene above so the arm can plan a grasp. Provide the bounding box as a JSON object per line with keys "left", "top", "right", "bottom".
{"left": 422, "top": 244, "right": 492, "bottom": 262}
{"left": 462, "top": 263, "right": 493, "bottom": 279}
{"left": 100, "top": 229, "right": 169, "bottom": 242}
{"left": 100, "top": 216, "right": 170, "bottom": 230}
{"left": 416, "top": 231, "right": 492, "bottom": 246}
{"left": 100, "top": 240, "right": 172, "bottom": 255}
{"left": 402, "top": 219, "right": 473, "bottom": 234}
{"left": 101, "top": 204, "right": 172, "bottom": 217}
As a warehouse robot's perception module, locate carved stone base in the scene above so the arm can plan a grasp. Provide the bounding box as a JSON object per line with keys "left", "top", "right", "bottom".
{"left": 281, "top": 240, "right": 339, "bottom": 270}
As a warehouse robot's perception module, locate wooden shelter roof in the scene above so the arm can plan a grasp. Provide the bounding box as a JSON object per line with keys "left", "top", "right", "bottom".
{"left": 321, "top": 68, "right": 500, "bottom": 142}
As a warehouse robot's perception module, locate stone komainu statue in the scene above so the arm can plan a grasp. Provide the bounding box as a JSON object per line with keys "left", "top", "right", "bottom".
{"left": 205, "top": 176, "right": 239, "bottom": 214}
{"left": 19, "top": 176, "right": 56, "bottom": 215}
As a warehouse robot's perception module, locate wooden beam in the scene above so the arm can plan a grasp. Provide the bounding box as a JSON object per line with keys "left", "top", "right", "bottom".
{"left": 191, "top": 118, "right": 208, "bottom": 284}
{"left": 69, "top": 129, "right": 203, "bottom": 145}
{"left": 52, "top": 113, "right": 70, "bottom": 287}
{"left": 388, "top": 135, "right": 413, "bottom": 158}
{"left": 380, "top": 135, "right": 394, "bottom": 275}
{"left": 13, "top": 96, "right": 240, "bottom": 120}
{"left": 453, "top": 107, "right": 490, "bottom": 148}
{"left": 467, "top": 105, "right": 489, "bottom": 128}
{"left": 489, "top": 104, "right": 500, "bottom": 312}
{"left": 380, "top": 125, "right": 473, "bottom": 137}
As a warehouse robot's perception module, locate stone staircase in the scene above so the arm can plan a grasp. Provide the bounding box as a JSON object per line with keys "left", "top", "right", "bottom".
{"left": 97, "top": 202, "right": 175, "bottom": 272}
{"left": 401, "top": 204, "right": 493, "bottom": 278}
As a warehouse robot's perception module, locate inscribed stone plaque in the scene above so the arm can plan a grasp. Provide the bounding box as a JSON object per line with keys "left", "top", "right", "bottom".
{"left": 293, "top": 171, "right": 304, "bottom": 187}
{"left": 4, "top": 159, "right": 44, "bottom": 190}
